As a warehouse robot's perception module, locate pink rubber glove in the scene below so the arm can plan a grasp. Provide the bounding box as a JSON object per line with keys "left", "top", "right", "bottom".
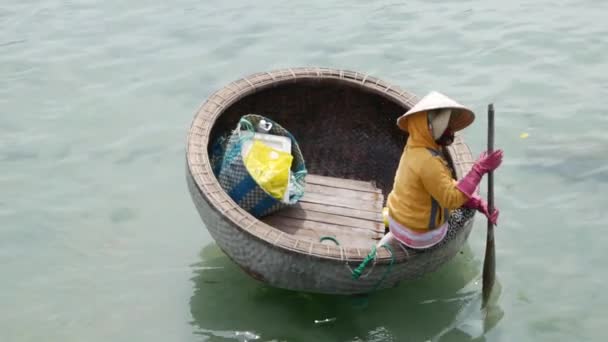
{"left": 456, "top": 149, "right": 504, "bottom": 197}
{"left": 464, "top": 193, "right": 499, "bottom": 225}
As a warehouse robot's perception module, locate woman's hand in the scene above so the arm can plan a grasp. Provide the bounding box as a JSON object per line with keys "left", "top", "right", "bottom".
{"left": 474, "top": 149, "right": 504, "bottom": 174}
{"left": 464, "top": 193, "right": 500, "bottom": 225}
{"left": 457, "top": 149, "right": 504, "bottom": 197}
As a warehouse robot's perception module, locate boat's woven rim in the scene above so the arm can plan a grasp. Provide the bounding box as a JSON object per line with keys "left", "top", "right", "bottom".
{"left": 186, "top": 67, "right": 475, "bottom": 263}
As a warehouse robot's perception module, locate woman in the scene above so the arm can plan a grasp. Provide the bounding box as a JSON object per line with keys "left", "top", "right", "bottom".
{"left": 380, "top": 91, "right": 503, "bottom": 249}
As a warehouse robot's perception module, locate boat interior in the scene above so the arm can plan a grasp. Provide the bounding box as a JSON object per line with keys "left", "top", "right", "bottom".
{"left": 208, "top": 80, "right": 457, "bottom": 248}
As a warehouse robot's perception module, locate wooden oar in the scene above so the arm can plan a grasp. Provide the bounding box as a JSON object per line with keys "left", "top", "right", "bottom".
{"left": 482, "top": 103, "right": 495, "bottom": 308}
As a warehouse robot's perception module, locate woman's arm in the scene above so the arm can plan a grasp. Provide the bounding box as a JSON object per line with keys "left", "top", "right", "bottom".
{"left": 419, "top": 156, "right": 468, "bottom": 209}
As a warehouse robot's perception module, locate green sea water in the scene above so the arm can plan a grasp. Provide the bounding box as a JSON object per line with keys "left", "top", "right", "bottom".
{"left": 2, "top": 0, "right": 607, "bottom": 341}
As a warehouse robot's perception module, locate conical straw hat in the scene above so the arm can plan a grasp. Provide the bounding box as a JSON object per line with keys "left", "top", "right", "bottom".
{"left": 397, "top": 91, "right": 475, "bottom": 133}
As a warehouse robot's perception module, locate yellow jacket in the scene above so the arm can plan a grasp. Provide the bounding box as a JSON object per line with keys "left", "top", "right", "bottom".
{"left": 387, "top": 112, "right": 468, "bottom": 231}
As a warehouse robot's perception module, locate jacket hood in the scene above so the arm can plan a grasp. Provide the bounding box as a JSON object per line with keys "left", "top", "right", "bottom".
{"left": 406, "top": 111, "right": 440, "bottom": 151}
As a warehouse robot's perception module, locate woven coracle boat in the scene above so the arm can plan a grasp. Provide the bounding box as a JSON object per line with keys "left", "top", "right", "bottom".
{"left": 186, "top": 67, "right": 476, "bottom": 295}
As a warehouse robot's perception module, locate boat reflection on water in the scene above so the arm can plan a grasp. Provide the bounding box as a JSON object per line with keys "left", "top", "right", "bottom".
{"left": 189, "top": 242, "right": 504, "bottom": 341}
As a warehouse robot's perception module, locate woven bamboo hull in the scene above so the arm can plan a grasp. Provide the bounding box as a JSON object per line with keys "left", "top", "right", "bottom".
{"left": 186, "top": 67, "right": 476, "bottom": 295}
{"left": 187, "top": 168, "right": 474, "bottom": 294}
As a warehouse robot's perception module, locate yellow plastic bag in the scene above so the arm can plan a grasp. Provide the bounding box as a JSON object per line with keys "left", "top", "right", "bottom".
{"left": 243, "top": 140, "right": 293, "bottom": 200}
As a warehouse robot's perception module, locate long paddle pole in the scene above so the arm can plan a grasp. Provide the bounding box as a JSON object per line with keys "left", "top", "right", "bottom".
{"left": 482, "top": 104, "right": 495, "bottom": 308}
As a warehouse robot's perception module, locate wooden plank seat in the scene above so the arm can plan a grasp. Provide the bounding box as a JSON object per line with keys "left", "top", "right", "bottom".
{"left": 262, "top": 175, "right": 386, "bottom": 248}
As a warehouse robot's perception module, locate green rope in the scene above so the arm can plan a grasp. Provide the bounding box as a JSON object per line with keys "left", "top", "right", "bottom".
{"left": 238, "top": 118, "right": 256, "bottom": 142}
{"left": 318, "top": 235, "right": 396, "bottom": 293}
{"left": 352, "top": 244, "right": 396, "bottom": 292}
{"left": 352, "top": 246, "right": 378, "bottom": 279}
{"left": 371, "top": 244, "right": 395, "bottom": 292}
{"left": 319, "top": 236, "right": 340, "bottom": 245}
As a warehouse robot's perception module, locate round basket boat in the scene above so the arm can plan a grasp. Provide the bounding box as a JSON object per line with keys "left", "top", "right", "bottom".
{"left": 186, "top": 67, "right": 476, "bottom": 295}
